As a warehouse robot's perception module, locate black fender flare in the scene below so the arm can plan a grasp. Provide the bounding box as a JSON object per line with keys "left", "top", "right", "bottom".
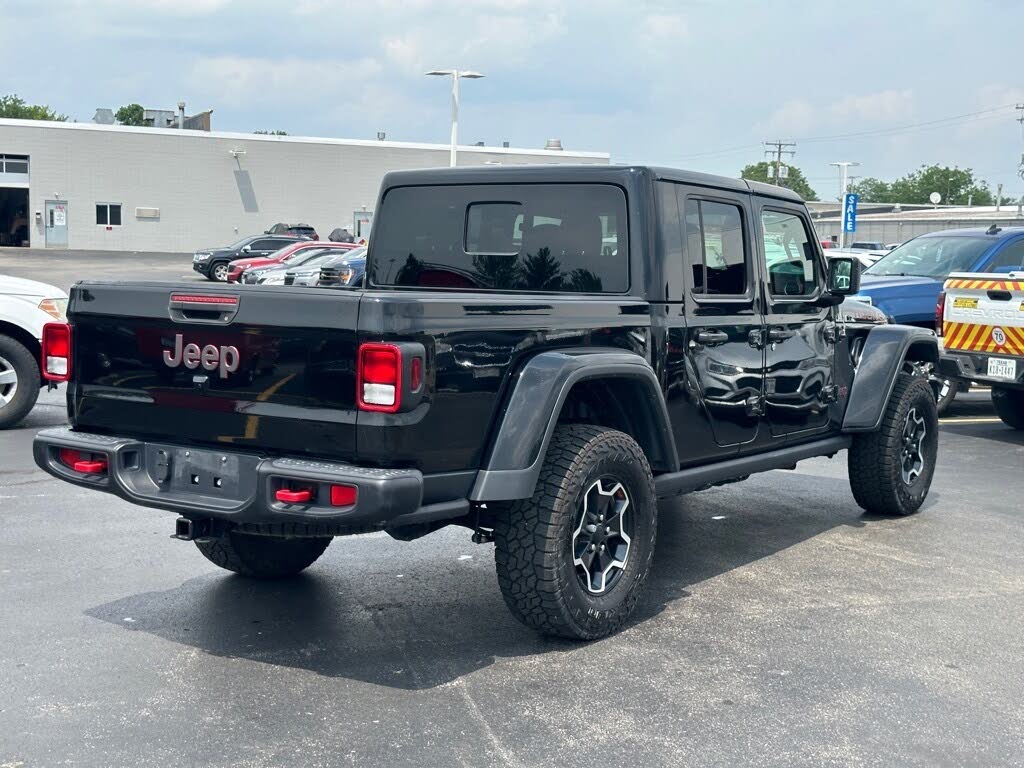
{"left": 470, "top": 349, "right": 679, "bottom": 501}
{"left": 842, "top": 325, "right": 940, "bottom": 432}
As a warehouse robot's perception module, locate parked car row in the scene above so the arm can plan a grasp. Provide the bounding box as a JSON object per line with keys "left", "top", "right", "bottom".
{"left": 193, "top": 225, "right": 365, "bottom": 282}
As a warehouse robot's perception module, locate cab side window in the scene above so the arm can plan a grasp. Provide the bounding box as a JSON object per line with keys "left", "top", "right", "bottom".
{"left": 684, "top": 199, "right": 748, "bottom": 295}
{"left": 761, "top": 209, "right": 819, "bottom": 297}
{"left": 987, "top": 240, "right": 1024, "bottom": 273}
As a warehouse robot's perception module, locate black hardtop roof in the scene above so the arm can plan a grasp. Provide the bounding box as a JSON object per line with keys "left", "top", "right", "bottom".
{"left": 379, "top": 164, "right": 804, "bottom": 203}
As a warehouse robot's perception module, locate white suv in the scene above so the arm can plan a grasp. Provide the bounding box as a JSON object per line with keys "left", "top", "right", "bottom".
{"left": 0, "top": 275, "right": 68, "bottom": 428}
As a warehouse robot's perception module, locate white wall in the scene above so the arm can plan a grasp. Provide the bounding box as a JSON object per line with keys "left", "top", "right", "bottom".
{"left": 0, "top": 119, "right": 609, "bottom": 253}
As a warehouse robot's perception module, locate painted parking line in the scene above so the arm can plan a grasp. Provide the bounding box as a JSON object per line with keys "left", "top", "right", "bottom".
{"left": 938, "top": 417, "right": 1002, "bottom": 424}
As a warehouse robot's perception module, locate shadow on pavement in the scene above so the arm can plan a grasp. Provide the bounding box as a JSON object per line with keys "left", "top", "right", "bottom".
{"left": 86, "top": 474, "right": 878, "bottom": 690}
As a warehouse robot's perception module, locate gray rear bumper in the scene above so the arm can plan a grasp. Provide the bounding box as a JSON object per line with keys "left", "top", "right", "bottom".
{"left": 32, "top": 427, "right": 468, "bottom": 531}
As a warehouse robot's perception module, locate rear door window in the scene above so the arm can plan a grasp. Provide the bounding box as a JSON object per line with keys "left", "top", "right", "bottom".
{"left": 683, "top": 199, "right": 748, "bottom": 295}
{"left": 370, "top": 184, "right": 628, "bottom": 293}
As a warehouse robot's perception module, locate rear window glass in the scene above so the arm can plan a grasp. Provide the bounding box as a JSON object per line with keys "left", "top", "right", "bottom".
{"left": 369, "top": 184, "right": 628, "bottom": 293}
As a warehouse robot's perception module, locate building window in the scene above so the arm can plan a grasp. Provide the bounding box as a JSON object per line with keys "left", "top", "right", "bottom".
{"left": 96, "top": 203, "right": 122, "bottom": 226}
{"left": 0, "top": 154, "right": 29, "bottom": 174}
{"left": 0, "top": 154, "right": 29, "bottom": 184}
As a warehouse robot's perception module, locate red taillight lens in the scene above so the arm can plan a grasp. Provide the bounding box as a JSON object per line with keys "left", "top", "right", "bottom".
{"left": 42, "top": 322, "right": 72, "bottom": 382}
{"left": 935, "top": 290, "right": 946, "bottom": 336}
{"left": 357, "top": 343, "right": 401, "bottom": 412}
{"left": 330, "top": 484, "right": 358, "bottom": 506}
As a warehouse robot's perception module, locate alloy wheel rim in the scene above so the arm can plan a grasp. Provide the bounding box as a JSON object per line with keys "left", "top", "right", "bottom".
{"left": 0, "top": 354, "right": 18, "bottom": 406}
{"left": 571, "top": 478, "right": 632, "bottom": 595}
{"left": 901, "top": 407, "right": 927, "bottom": 485}
{"left": 213, "top": 264, "right": 228, "bottom": 281}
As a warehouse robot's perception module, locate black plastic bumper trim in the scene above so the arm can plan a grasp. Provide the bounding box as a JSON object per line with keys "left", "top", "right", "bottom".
{"left": 33, "top": 427, "right": 470, "bottom": 528}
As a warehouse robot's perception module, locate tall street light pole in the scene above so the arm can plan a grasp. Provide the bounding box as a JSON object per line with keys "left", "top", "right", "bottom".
{"left": 829, "top": 161, "right": 860, "bottom": 250}
{"left": 425, "top": 69, "right": 485, "bottom": 167}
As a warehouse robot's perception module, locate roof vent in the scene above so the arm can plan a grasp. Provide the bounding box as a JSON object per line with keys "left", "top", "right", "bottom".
{"left": 544, "top": 139, "right": 564, "bottom": 151}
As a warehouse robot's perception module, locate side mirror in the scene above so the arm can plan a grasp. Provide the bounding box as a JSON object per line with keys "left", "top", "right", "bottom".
{"left": 241, "top": 245, "right": 252, "bottom": 253}
{"left": 827, "top": 256, "right": 861, "bottom": 295}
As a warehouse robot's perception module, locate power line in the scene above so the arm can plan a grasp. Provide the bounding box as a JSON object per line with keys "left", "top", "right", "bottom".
{"left": 674, "top": 103, "right": 1018, "bottom": 161}
{"left": 795, "top": 104, "right": 1017, "bottom": 143}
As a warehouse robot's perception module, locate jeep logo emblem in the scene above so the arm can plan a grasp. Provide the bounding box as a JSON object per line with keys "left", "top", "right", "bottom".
{"left": 163, "top": 334, "right": 240, "bottom": 379}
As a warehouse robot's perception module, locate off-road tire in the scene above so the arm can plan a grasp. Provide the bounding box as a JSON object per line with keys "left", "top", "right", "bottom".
{"left": 493, "top": 424, "right": 657, "bottom": 640}
{"left": 992, "top": 386, "right": 1024, "bottom": 430}
{"left": 0, "top": 334, "right": 41, "bottom": 430}
{"left": 195, "top": 528, "right": 331, "bottom": 578}
{"left": 849, "top": 373, "right": 937, "bottom": 516}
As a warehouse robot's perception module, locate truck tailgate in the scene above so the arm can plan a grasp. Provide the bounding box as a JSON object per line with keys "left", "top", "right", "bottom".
{"left": 943, "top": 273, "right": 1024, "bottom": 356}
{"left": 68, "top": 283, "right": 360, "bottom": 460}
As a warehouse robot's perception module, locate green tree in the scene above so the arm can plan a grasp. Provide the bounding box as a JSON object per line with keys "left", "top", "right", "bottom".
{"left": 0, "top": 94, "right": 67, "bottom": 121}
{"left": 740, "top": 162, "right": 818, "bottom": 201}
{"left": 850, "top": 165, "right": 994, "bottom": 206}
{"left": 115, "top": 103, "right": 146, "bottom": 126}
{"left": 847, "top": 177, "right": 891, "bottom": 202}
{"left": 519, "top": 248, "right": 563, "bottom": 290}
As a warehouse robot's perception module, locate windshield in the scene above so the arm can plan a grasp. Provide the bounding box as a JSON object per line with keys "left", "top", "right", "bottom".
{"left": 226, "top": 236, "right": 254, "bottom": 250}
{"left": 281, "top": 246, "right": 327, "bottom": 264}
{"left": 865, "top": 236, "right": 991, "bottom": 278}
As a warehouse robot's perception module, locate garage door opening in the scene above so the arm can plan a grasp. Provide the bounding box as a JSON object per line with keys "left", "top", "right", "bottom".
{"left": 0, "top": 188, "right": 30, "bottom": 247}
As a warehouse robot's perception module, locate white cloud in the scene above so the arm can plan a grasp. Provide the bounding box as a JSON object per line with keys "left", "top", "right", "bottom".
{"left": 763, "top": 89, "right": 915, "bottom": 137}
{"left": 189, "top": 55, "right": 382, "bottom": 107}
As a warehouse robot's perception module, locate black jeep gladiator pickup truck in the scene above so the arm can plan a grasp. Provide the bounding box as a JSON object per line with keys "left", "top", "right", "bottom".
{"left": 34, "top": 166, "right": 941, "bottom": 640}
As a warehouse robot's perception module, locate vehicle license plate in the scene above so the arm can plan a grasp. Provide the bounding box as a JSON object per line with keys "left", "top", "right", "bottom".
{"left": 987, "top": 357, "right": 1017, "bottom": 380}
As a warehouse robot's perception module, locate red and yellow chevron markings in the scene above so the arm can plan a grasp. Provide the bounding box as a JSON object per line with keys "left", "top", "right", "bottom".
{"left": 945, "top": 278, "right": 1024, "bottom": 291}
{"left": 943, "top": 321, "right": 1024, "bottom": 355}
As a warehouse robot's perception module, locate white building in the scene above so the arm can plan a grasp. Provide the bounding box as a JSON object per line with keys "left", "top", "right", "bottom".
{"left": 813, "top": 204, "right": 1024, "bottom": 243}
{"left": 0, "top": 118, "right": 609, "bottom": 253}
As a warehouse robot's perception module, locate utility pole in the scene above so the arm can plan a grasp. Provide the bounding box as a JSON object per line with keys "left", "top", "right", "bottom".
{"left": 1016, "top": 106, "right": 1024, "bottom": 182}
{"left": 764, "top": 140, "right": 796, "bottom": 185}
{"left": 829, "top": 161, "right": 860, "bottom": 250}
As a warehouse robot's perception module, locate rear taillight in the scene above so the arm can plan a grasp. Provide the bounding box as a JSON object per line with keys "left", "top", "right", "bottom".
{"left": 935, "top": 290, "right": 946, "bottom": 336}
{"left": 357, "top": 343, "right": 401, "bottom": 412}
{"left": 42, "top": 322, "right": 72, "bottom": 382}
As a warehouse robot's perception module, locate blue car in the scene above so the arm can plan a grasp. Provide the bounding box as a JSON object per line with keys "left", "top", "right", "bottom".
{"left": 851, "top": 225, "right": 1024, "bottom": 410}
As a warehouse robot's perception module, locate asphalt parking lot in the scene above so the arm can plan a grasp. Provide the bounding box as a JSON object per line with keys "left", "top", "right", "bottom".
{"left": 2, "top": 249, "right": 1023, "bottom": 767}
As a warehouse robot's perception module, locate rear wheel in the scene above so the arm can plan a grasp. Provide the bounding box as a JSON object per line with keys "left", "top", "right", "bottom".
{"left": 992, "top": 387, "right": 1024, "bottom": 430}
{"left": 849, "top": 373, "right": 937, "bottom": 516}
{"left": 493, "top": 424, "right": 657, "bottom": 640}
{"left": 195, "top": 528, "right": 331, "bottom": 578}
{"left": 0, "top": 335, "right": 41, "bottom": 430}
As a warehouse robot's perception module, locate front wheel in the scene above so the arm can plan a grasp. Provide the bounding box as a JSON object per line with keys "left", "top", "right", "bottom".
{"left": 848, "top": 373, "right": 938, "bottom": 516}
{"left": 195, "top": 528, "right": 331, "bottom": 578}
{"left": 493, "top": 424, "right": 657, "bottom": 640}
{"left": 992, "top": 387, "right": 1024, "bottom": 430}
{"left": 209, "top": 262, "right": 230, "bottom": 282}
{"left": 0, "top": 335, "right": 41, "bottom": 430}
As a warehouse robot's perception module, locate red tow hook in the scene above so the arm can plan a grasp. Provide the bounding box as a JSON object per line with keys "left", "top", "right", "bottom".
{"left": 275, "top": 488, "right": 314, "bottom": 503}
{"left": 59, "top": 448, "right": 108, "bottom": 475}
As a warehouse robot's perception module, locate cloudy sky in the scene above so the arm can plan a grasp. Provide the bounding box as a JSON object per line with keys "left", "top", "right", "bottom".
{"left": 5, "top": 0, "right": 1024, "bottom": 199}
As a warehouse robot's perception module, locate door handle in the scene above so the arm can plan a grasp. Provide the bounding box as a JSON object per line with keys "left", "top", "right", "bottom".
{"left": 768, "top": 327, "right": 796, "bottom": 342}
{"left": 694, "top": 329, "right": 729, "bottom": 346}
